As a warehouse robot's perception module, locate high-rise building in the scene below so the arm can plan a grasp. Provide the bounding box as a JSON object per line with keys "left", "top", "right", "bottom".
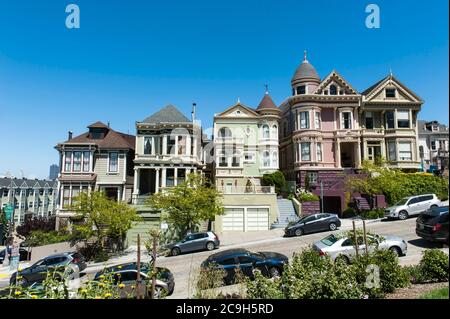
{"left": 49, "top": 164, "right": 59, "bottom": 180}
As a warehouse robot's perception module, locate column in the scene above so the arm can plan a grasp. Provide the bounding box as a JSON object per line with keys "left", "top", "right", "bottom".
{"left": 151, "top": 137, "right": 156, "bottom": 155}
{"left": 133, "top": 168, "right": 140, "bottom": 195}
{"left": 335, "top": 140, "right": 341, "bottom": 168}
{"left": 117, "top": 186, "right": 121, "bottom": 202}
{"left": 163, "top": 135, "right": 167, "bottom": 155}
{"left": 186, "top": 136, "right": 191, "bottom": 156}
{"left": 193, "top": 137, "right": 197, "bottom": 158}
{"left": 295, "top": 110, "right": 298, "bottom": 131}
{"left": 356, "top": 139, "right": 362, "bottom": 168}
{"left": 155, "top": 168, "right": 160, "bottom": 193}
{"left": 186, "top": 168, "right": 191, "bottom": 178}
{"left": 161, "top": 168, "right": 167, "bottom": 188}
{"left": 297, "top": 111, "right": 300, "bottom": 131}
{"left": 174, "top": 167, "right": 178, "bottom": 186}
{"left": 89, "top": 151, "right": 93, "bottom": 172}
{"left": 59, "top": 187, "right": 64, "bottom": 209}
{"left": 333, "top": 107, "right": 337, "bottom": 130}
{"left": 174, "top": 135, "right": 179, "bottom": 155}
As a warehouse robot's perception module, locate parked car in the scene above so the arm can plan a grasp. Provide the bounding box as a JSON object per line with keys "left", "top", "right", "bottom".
{"left": 166, "top": 231, "right": 220, "bottom": 256}
{"left": 0, "top": 247, "right": 31, "bottom": 264}
{"left": 94, "top": 262, "right": 175, "bottom": 298}
{"left": 416, "top": 206, "right": 449, "bottom": 243}
{"left": 384, "top": 194, "right": 441, "bottom": 220}
{"left": 9, "top": 252, "right": 86, "bottom": 287}
{"left": 201, "top": 248, "right": 288, "bottom": 285}
{"left": 312, "top": 233, "right": 407, "bottom": 264}
{"left": 284, "top": 213, "right": 341, "bottom": 237}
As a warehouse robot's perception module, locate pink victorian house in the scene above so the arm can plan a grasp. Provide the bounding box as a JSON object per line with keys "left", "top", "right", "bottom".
{"left": 279, "top": 53, "right": 423, "bottom": 215}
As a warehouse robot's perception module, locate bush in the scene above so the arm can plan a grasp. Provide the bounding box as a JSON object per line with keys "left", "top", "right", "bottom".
{"left": 261, "top": 171, "right": 286, "bottom": 195}
{"left": 298, "top": 192, "right": 320, "bottom": 202}
{"left": 16, "top": 216, "right": 56, "bottom": 238}
{"left": 419, "top": 249, "right": 449, "bottom": 282}
{"left": 25, "top": 230, "right": 72, "bottom": 247}
{"left": 403, "top": 265, "right": 426, "bottom": 284}
{"left": 360, "top": 209, "right": 384, "bottom": 219}
{"left": 342, "top": 207, "right": 356, "bottom": 218}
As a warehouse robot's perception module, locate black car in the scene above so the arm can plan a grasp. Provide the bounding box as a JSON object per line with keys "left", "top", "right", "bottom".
{"left": 284, "top": 213, "right": 341, "bottom": 237}
{"left": 416, "top": 206, "right": 449, "bottom": 243}
{"left": 94, "top": 262, "right": 175, "bottom": 298}
{"left": 9, "top": 252, "right": 87, "bottom": 287}
{"left": 201, "top": 248, "right": 288, "bottom": 285}
{"left": 0, "top": 247, "right": 31, "bottom": 264}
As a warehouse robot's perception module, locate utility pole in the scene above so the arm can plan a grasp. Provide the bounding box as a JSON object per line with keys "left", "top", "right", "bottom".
{"left": 136, "top": 234, "right": 141, "bottom": 299}
{"left": 320, "top": 180, "right": 324, "bottom": 214}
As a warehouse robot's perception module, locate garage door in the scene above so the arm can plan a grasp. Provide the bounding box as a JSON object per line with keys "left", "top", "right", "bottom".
{"left": 222, "top": 208, "right": 244, "bottom": 231}
{"left": 246, "top": 208, "right": 269, "bottom": 231}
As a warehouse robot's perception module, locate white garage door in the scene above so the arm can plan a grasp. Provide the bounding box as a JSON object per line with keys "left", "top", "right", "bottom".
{"left": 246, "top": 208, "right": 269, "bottom": 231}
{"left": 222, "top": 208, "right": 244, "bottom": 231}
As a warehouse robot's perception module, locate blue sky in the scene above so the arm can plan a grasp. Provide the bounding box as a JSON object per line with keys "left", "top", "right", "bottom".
{"left": 0, "top": 0, "right": 448, "bottom": 179}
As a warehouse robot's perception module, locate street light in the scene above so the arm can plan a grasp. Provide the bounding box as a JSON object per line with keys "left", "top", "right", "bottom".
{"left": 319, "top": 179, "right": 324, "bottom": 214}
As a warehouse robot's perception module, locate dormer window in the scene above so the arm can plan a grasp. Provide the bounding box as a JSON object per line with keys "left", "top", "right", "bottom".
{"left": 330, "top": 85, "right": 337, "bottom": 95}
{"left": 432, "top": 124, "right": 439, "bottom": 132}
{"left": 385, "top": 88, "right": 396, "bottom": 98}
{"left": 89, "top": 128, "right": 107, "bottom": 139}
{"left": 296, "top": 86, "right": 306, "bottom": 95}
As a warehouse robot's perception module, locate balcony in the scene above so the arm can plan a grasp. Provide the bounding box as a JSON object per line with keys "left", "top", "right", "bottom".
{"left": 218, "top": 185, "right": 275, "bottom": 195}
{"left": 361, "top": 128, "right": 384, "bottom": 136}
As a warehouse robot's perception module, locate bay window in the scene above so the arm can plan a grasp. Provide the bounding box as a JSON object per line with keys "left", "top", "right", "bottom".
{"left": 108, "top": 152, "right": 118, "bottom": 172}
{"left": 301, "top": 142, "right": 311, "bottom": 161}
{"left": 64, "top": 152, "right": 72, "bottom": 172}
{"left": 62, "top": 186, "right": 70, "bottom": 208}
{"left": 316, "top": 143, "right": 323, "bottom": 162}
{"left": 300, "top": 111, "right": 309, "bottom": 129}
{"left": 82, "top": 151, "right": 90, "bottom": 172}
{"left": 272, "top": 151, "right": 278, "bottom": 167}
{"left": 144, "top": 137, "right": 152, "bottom": 154}
{"left": 315, "top": 112, "right": 321, "bottom": 129}
{"left": 73, "top": 152, "right": 82, "bottom": 172}
{"left": 262, "top": 124, "right": 270, "bottom": 139}
{"left": 342, "top": 112, "right": 352, "bottom": 129}
{"left": 397, "top": 111, "right": 410, "bottom": 128}
{"left": 263, "top": 151, "right": 270, "bottom": 167}
{"left": 387, "top": 141, "right": 397, "bottom": 161}
{"left": 398, "top": 142, "right": 412, "bottom": 161}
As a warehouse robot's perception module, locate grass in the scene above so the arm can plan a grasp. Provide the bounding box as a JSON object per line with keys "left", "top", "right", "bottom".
{"left": 419, "top": 287, "right": 449, "bottom": 299}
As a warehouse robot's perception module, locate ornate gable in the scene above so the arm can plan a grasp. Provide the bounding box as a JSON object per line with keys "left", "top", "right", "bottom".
{"left": 363, "top": 75, "right": 423, "bottom": 103}
{"left": 216, "top": 103, "right": 259, "bottom": 118}
{"left": 313, "top": 70, "right": 359, "bottom": 95}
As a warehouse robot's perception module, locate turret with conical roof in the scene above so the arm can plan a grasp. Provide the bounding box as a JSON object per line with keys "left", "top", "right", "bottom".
{"left": 256, "top": 87, "right": 280, "bottom": 118}
{"left": 291, "top": 51, "right": 320, "bottom": 95}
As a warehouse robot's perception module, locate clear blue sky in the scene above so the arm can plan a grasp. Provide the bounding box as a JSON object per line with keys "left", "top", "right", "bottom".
{"left": 0, "top": 0, "right": 448, "bottom": 179}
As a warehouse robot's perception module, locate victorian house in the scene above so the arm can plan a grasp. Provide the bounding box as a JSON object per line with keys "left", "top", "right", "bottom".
{"left": 418, "top": 120, "right": 449, "bottom": 173}
{"left": 54, "top": 122, "right": 135, "bottom": 229}
{"left": 212, "top": 92, "right": 285, "bottom": 232}
{"left": 279, "top": 53, "right": 423, "bottom": 215}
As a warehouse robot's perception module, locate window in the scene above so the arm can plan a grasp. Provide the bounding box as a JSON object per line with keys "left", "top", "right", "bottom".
{"left": 272, "top": 151, "right": 278, "bottom": 167}
{"left": 244, "top": 153, "right": 254, "bottom": 163}
{"left": 342, "top": 112, "right": 352, "bottom": 129}
{"left": 271, "top": 125, "right": 278, "bottom": 139}
{"left": 119, "top": 271, "right": 138, "bottom": 282}
{"left": 301, "top": 142, "right": 311, "bottom": 161}
{"left": 365, "top": 112, "right": 374, "bottom": 129}
{"left": 419, "top": 146, "right": 424, "bottom": 158}
{"left": 263, "top": 151, "right": 270, "bottom": 167}
{"left": 63, "top": 186, "right": 70, "bottom": 208}
{"left": 398, "top": 142, "right": 412, "bottom": 161}
{"left": 144, "top": 137, "right": 152, "bottom": 154}
{"left": 219, "top": 258, "right": 236, "bottom": 266}
{"left": 431, "top": 141, "right": 437, "bottom": 151}
{"left": 73, "top": 152, "right": 82, "bottom": 172}
{"left": 307, "top": 172, "right": 318, "bottom": 184}
{"left": 296, "top": 85, "right": 306, "bottom": 95}
{"left": 177, "top": 136, "right": 186, "bottom": 155}
{"left": 397, "top": 111, "right": 410, "bottom": 128}
{"left": 262, "top": 124, "right": 270, "bottom": 139}
{"left": 108, "top": 152, "right": 118, "bottom": 172}
{"left": 388, "top": 141, "right": 397, "bottom": 161}
{"left": 82, "top": 151, "right": 90, "bottom": 172}
{"left": 167, "top": 136, "right": 176, "bottom": 154}
{"left": 314, "top": 112, "right": 321, "bottom": 129}
{"left": 330, "top": 85, "right": 337, "bottom": 95}
{"left": 64, "top": 152, "right": 72, "bottom": 172}
{"left": 238, "top": 256, "right": 254, "bottom": 264}
{"left": 71, "top": 187, "right": 80, "bottom": 200}
{"left": 232, "top": 155, "right": 240, "bottom": 167}
{"left": 219, "top": 157, "right": 227, "bottom": 167}
{"left": 316, "top": 143, "right": 323, "bottom": 162}
{"left": 218, "top": 127, "right": 232, "bottom": 138}
{"left": 385, "top": 111, "right": 395, "bottom": 129}
{"left": 300, "top": 112, "right": 309, "bottom": 129}
{"left": 385, "top": 88, "right": 396, "bottom": 98}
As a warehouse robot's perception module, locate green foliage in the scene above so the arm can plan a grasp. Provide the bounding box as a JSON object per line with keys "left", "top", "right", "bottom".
{"left": 304, "top": 173, "right": 310, "bottom": 191}
{"left": 347, "top": 162, "right": 449, "bottom": 205}
{"left": 287, "top": 193, "right": 294, "bottom": 200}
{"left": 245, "top": 270, "right": 284, "bottom": 299}
{"left": 25, "top": 230, "right": 72, "bottom": 247}
{"left": 419, "top": 249, "right": 449, "bottom": 282}
{"left": 403, "top": 265, "right": 426, "bottom": 284}
{"left": 298, "top": 192, "right": 319, "bottom": 202}
{"left": 342, "top": 207, "right": 356, "bottom": 218}
{"left": 350, "top": 249, "right": 409, "bottom": 298}
{"left": 420, "top": 287, "right": 449, "bottom": 299}
{"left": 360, "top": 209, "right": 385, "bottom": 219}
{"left": 147, "top": 174, "right": 224, "bottom": 237}
{"left": 194, "top": 263, "right": 228, "bottom": 299}
{"left": 261, "top": 171, "right": 286, "bottom": 195}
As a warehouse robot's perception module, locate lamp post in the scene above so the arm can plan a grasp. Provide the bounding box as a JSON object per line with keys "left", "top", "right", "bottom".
{"left": 320, "top": 180, "right": 324, "bottom": 214}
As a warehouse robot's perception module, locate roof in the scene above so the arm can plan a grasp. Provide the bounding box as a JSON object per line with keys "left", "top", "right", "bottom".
{"left": 141, "top": 105, "right": 191, "bottom": 124}
{"left": 418, "top": 120, "right": 449, "bottom": 134}
{"left": 0, "top": 177, "right": 56, "bottom": 189}
{"left": 207, "top": 248, "right": 250, "bottom": 260}
{"left": 58, "top": 122, "right": 135, "bottom": 150}
{"left": 256, "top": 92, "right": 279, "bottom": 111}
{"left": 291, "top": 60, "right": 320, "bottom": 83}
{"left": 361, "top": 76, "right": 387, "bottom": 96}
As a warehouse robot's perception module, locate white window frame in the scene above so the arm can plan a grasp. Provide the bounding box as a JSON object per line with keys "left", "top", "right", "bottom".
{"left": 300, "top": 111, "right": 310, "bottom": 129}
{"left": 262, "top": 124, "right": 270, "bottom": 139}
{"left": 398, "top": 141, "right": 412, "bottom": 161}
{"left": 314, "top": 111, "right": 321, "bottom": 130}
{"left": 388, "top": 141, "right": 397, "bottom": 161}
{"left": 272, "top": 151, "right": 278, "bottom": 167}
{"left": 73, "top": 151, "right": 82, "bottom": 172}
{"left": 108, "top": 152, "right": 119, "bottom": 173}
{"left": 341, "top": 111, "right": 352, "bottom": 130}
{"left": 316, "top": 142, "right": 323, "bottom": 162}
{"left": 396, "top": 110, "right": 410, "bottom": 128}
{"left": 82, "top": 151, "right": 91, "bottom": 172}
{"left": 262, "top": 151, "right": 271, "bottom": 167}
{"left": 431, "top": 140, "right": 437, "bottom": 151}
{"left": 301, "top": 142, "right": 311, "bottom": 161}
{"left": 64, "top": 151, "right": 72, "bottom": 172}
{"left": 271, "top": 124, "right": 278, "bottom": 139}
{"left": 243, "top": 152, "right": 255, "bottom": 164}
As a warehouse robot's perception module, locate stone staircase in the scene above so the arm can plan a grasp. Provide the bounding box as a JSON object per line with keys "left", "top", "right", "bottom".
{"left": 353, "top": 195, "right": 371, "bottom": 211}
{"left": 271, "top": 199, "right": 299, "bottom": 229}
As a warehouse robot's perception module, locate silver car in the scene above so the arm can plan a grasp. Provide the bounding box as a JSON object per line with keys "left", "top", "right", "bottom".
{"left": 312, "top": 233, "right": 408, "bottom": 264}
{"left": 385, "top": 194, "right": 441, "bottom": 220}
{"left": 166, "top": 231, "right": 220, "bottom": 256}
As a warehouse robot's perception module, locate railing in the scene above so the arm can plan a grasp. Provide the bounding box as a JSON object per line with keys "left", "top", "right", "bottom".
{"left": 218, "top": 185, "right": 275, "bottom": 194}
{"left": 361, "top": 128, "right": 384, "bottom": 135}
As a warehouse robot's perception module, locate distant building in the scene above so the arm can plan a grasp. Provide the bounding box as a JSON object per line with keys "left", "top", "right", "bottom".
{"left": 49, "top": 164, "right": 59, "bottom": 180}
{"left": 0, "top": 177, "right": 57, "bottom": 225}
{"left": 418, "top": 120, "right": 449, "bottom": 172}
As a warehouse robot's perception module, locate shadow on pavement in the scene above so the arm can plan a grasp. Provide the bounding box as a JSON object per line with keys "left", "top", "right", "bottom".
{"left": 407, "top": 238, "right": 444, "bottom": 249}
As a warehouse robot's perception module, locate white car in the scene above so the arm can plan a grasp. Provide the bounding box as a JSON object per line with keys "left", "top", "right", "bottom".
{"left": 384, "top": 194, "right": 441, "bottom": 220}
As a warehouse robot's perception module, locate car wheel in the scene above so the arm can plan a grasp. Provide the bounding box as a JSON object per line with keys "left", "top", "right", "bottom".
{"left": 430, "top": 205, "right": 438, "bottom": 209}
{"left": 389, "top": 246, "right": 402, "bottom": 257}
{"left": 329, "top": 222, "right": 337, "bottom": 231}
{"left": 294, "top": 228, "right": 303, "bottom": 236}
{"left": 152, "top": 286, "right": 166, "bottom": 299}
{"left": 171, "top": 247, "right": 181, "bottom": 256}
{"left": 269, "top": 267, "right": 281, "bottom": 278}
{"left": 398, "top": 211, "right": 408, "bottom": 220}
{"left": 335, "top": 255, "right": 350, "bottom": 265}
{"left": 206, "top": 242, "right": 215, "bottom": 251}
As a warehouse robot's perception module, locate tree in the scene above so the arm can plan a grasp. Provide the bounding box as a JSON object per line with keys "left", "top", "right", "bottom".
{"left": 261, "top": 171, "right": 286, "bottom": 195}
{"left": 16, "top": 216, "right": 56, "bottom": 239}
{"left": 147, "top": 173, "right": 224, "bottom": 238}
{"left": 69, "top": 191, "right": 140, "bottom": 253}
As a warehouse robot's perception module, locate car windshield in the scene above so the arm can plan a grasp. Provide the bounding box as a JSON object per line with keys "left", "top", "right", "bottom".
{"left": 395, "top": 198, "right": 410, "bottom": 206}
{"left": 320, "top": 234, "right": 339, "bottom": 246}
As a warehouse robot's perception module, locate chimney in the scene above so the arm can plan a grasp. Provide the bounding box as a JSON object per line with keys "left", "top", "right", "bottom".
{"left": 68, "top": 131, "right": 73, "bottom": 140}
{"left": 107, "top": 121, "right": 110, "bottom": 127}
{"left": 191, "top": 103, "right": 196, "bottom": 122}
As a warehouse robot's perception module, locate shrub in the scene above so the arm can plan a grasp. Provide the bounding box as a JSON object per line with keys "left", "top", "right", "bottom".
{"left": 245, "top": 270, "right": 284, "bottom": 299}
{"left": 403, "top": 265, "right": 426, "bottom": 284}
{"left": 342, "top": 207, "right": 356, "bottom": 218}
{"left": 16, "top": 216, "right": 56, "bottom": 238}
{"left": 261, "top": 171, "right": 286, "bottom": 195}
{"left": 360, "top": 209, "right": 384, "bottom": 219}
{"left": 194, "top": 263, "right": 228, "bottom": 299}
{"left": 419, "top": 249, "right": 449, "bottom": 282}
{"left": 298, "top": 192, "right": 320, "bottom": 202}
{"left": 25, "top": 230, "right": 72, "bottom": 247}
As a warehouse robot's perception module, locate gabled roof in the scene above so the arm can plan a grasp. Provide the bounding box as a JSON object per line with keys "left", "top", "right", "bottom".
{"left": 313, "top": 70, "right": 359, "bottom": 95}
{"left": 362, "top": 74, "right": 423, "bottom": 102}
{"left": 87, "top": 121, "right": 109, "bottom": 129}
{"left": 257, "top": 92, "right": 279, "bottom": 111}
{"left": 418, "top": 120, "right": 449, "bottom": 134}
{"left": 215, "top": 102, "right": 260, "bottom": 118}
{"left": 141, "top": 105, "right": 191, "bottom": 124}
{"left": 0, "top": 178, "right": 56, "bottom": 189}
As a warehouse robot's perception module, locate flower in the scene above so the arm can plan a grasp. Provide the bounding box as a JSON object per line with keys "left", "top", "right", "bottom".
{"left": 118, "top": 283, "right": 125, "bottom": 289}
{"left": 94, "top": 296, "right": 102, "bottom": 299}
{"left": 117, "top": 265, "right": 122, "bottom": 269}
{"left": 31, "top": 295, "right": 38, "bottom": 299}
{"left": 99, "top": 275, "right": 105, "bottom": 280}
{"left": 18, "top": 267, "right": 22, "bottom": 272}
{"left": 104, "top": 293, "right": 112, "bottom": 298}
{"left": 14, "top": 291, "right": 22, "bottom": 296}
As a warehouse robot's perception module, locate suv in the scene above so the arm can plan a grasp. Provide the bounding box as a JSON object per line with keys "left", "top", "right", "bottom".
{"left": 416, "top": 206, "right": 449, "bottom": 243}
{"left": 166, "top": 231, "right": 220, "bottom": 256}
{"left": 385, "top": 194, "right": 441, "bottom": 220}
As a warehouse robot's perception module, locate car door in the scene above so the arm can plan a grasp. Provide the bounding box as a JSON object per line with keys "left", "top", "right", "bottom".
{"left": 192, "top": 233, "right": 208, "bottom": 251}
{"left": 407, "top": 197, "right": 421, "bottom": 215}
{"left": 219, "top": 257, "right": 238, "bottom": 284}
{"left": 237, "top": 255, "right": 255, "bottom": 279}
{"left": 116, "top": 270, "right": 142, "bottom": 298}
{"left": 28, "top": 259, "right": 51, "bottom": 282}
{"left": 314, "top": 214, "right": 329, "bottom": 232}
{"left": 302, "top": 215, "right": 318, "bottom": 233}
{"left": 179, "top": 234, "right": 197, "bottom": 252}
{"left": 340, "top": 238, "right": 361, "bottom": 260}
{"left": 420, "top": 195, "right": 434, "bottom": 212}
